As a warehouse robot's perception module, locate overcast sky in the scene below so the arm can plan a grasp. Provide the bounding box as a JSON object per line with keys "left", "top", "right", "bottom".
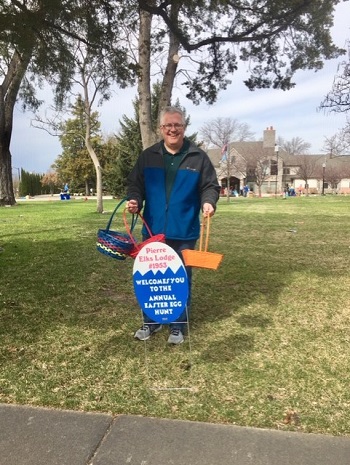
{"left": 11, "top": 2, "right": 350, "bottom": 174}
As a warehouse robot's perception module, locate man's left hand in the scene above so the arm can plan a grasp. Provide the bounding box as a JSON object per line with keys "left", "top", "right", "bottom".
{"left": 203, "top": 203, "right": 214, "bottom": 217}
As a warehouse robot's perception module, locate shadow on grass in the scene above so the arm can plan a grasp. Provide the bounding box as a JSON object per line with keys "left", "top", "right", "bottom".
{"left": 1, "top": 217, "right": 348, "bottom": 358}
{"left": 0, "top": 235, "right": 138, "bottom": 342}
{"left": 236, "top": 313, "right": 271, "bottom": 328}
{"left": 190, "top": 263, "right": 282, "bottom": 327}
{"left": 199, "top": 333, "right": 255, "bottom": 362}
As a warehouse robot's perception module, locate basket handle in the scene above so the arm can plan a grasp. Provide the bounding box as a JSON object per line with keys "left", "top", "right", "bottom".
{"left": 199, "top": 215, "right": 211, "bottom": 252}
{"left": 106, "top": 199, "right": 137, "bottom": 233}
{"left": 123, "top": 208, "right": 153, "bottom": 247}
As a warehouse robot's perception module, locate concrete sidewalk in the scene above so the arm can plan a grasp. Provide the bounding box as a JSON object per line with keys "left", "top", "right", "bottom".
{"left": 1, "top": 403, "right": 350, "bottom": 465}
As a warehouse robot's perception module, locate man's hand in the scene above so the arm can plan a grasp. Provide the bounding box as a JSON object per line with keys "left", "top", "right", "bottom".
{"left": 127, "top": 199, "right": 139, "bottom": 214}
{"left": 203, "top": 202, "right": 214, "bottom": 217}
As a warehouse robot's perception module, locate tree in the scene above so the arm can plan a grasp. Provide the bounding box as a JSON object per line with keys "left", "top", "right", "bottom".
{"left": 201, "top": 118, "right": 254, "bottom": 147}
{"left": 141, "top": 0, "right": 343, "bottom": 94}
{"left": 35, "top": 31, "right": 134, "bottom": 210}
{"left": 322, "top": 122, "right": 350, "bottom": 157}
{"left": 234, "top": 144, "right": 272, "bottom": 198}
{"left": 1, "top": 0, "right": 344, "bottom": 206}
{"left": 53, "top": 96, "right": 102, "bottom": 194}
{"left": 68, "top": 41, "right": 129, "bottom": 212}
{"left": 135, "top": 0, "right": 344, "bottom": 147}
{"left": 320, "top": 40, "right": 350, "bottom": 157}
{"left": 251, "top": 158, "right": 271, "bottom": 198}
{"left": 41, "top": 171, "right": 60, "bottom": 195}
{"left": 217, "top": 144, "right": 236, "bottom": 201}
{"left": 320, "top": 40, "right": 350, "bottom": 114}
{"left": 99, "top": 136, "right": 123, "bottom": 197}
{"left": 322, "top": 132, "right": 350, "bottom": 157}
{"left": 322, "top": 164, "right": 343, "bottom": 193}
{"left": 0, "top": 1, "right": 80, "bottom": 205}
{"left": 295, "top": 155, "right": 319, "bottom": 195}
{"left": 102, "top": 82, "right": 162, "bottom": 197}
{"left": 35, "top": 30, "right": 134, "bottom": 211}
{"left": 0, "top": 0, "right": 133, "bottom": 207}
{"left": 200, "top": 117, "right": 254, "bottom": 201}
{"left": 277, "top": 137, "right": 311, "bottom": 156}
{"left": 106, "top": 102, "right": 143, "bottom": 197}
{"left": 19, "top": 169, "right": 43, "bottom": 197}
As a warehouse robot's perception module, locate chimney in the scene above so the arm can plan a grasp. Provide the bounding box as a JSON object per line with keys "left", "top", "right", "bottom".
{"left": 263, "top": 126, "right": 276, "bottom": 148}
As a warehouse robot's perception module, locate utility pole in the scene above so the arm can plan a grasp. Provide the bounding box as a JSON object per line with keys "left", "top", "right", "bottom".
{"left": 274, "top": 144, "right": 279, "bottom": 196}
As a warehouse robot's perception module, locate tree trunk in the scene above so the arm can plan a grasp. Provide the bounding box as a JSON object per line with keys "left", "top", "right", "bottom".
{"left": 85, "top": 137, "right": 103, "bottom": 212}
{"left": 0, "top": 142, "right": 15, "bottom": 206}
{"left": 0, "top": 74, "right": 15, "bottom": 206}
{"left": 226, "top": 174, "right": 230, "bottom": 202}
{"left": 138, "top": 3, "right": 180, "bottom": 148}
{"left": 158, "top": 4, "right": 180, "bottom": 123}
{"left": 138, "top": 8, "right": 156, "bottom": 149}
{"left": 0, "top": 50, "right": 32, "bottom": 206}
{"left": 305, "top": 183, "right": 309, "bottom": 196}
{"left": 82, "top": 76, "right": 104, "bottom": 213}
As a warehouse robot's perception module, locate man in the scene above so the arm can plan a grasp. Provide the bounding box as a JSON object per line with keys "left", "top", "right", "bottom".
{"left": 127, "top": 106, "right": 220, "bottom": 344}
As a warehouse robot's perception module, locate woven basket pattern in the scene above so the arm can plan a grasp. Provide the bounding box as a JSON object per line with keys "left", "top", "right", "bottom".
{"left": 96, "top": 199, "right": 136, "bottom": 260}
{"left": 96, "top": 229, "right": 134, "bottom": 260}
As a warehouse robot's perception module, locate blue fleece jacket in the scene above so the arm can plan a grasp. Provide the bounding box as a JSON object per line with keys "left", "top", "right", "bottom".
{"left": 127, "top": 139, "right": 220, "bottom": 241}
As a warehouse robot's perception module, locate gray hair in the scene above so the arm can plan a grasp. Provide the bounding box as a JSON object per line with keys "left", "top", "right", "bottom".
{"left": 159, "top": 106, "right": 186, "bottom": 126}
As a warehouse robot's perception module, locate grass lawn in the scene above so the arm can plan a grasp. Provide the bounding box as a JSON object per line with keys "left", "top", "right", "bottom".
{"left": 1, "top": 195, "right": 350, "bottom": 435}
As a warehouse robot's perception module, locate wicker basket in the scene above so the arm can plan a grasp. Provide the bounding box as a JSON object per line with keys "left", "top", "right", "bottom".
{"left": 96, "top": 199, "right": 137, "bottom": 260}
{"left": 123, "top": 208, "right": 165, "bottom": 259}
{"left": 182, "top": 215, "right": 223, "bottom": 270}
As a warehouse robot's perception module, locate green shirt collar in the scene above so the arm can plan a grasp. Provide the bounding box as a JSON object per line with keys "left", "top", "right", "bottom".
{"left": 162, "top": 138, "right": 190, "bottom": 156}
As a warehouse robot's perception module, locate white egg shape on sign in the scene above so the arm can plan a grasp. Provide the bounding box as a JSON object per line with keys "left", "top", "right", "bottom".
{"left": 133, "top": 242, "right": 189, "bottom": 324}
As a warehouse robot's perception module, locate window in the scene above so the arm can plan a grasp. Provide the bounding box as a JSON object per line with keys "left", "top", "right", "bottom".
{"left": 270, "top": 160, "right": 277, "bottom": 176}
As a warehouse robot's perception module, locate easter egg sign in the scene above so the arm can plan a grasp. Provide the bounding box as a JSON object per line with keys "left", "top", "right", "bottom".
{"left": 132, "top": 242, "right": 188, "bottom": 324}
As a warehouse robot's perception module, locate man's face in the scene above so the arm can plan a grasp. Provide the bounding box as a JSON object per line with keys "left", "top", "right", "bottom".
{"left": 160, "top": 113, "right": 185, "bottom": 153}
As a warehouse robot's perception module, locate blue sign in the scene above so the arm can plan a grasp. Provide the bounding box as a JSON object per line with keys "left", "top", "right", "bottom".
{"left": 133, "top": 242, "right": 188, "bottom": 324}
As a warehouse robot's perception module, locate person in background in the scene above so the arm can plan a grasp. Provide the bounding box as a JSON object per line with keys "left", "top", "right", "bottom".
{"left": 127, "top": 106, "right": 220, "bottom": 344}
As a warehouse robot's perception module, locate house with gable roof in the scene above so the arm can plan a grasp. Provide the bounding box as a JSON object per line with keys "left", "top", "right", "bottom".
{"left": 207, "top": 127, "right": 350, "bottom": 196}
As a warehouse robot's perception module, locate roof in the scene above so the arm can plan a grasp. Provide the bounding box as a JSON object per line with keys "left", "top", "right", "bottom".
{"left": 207, "top": 142, "right": 350, "bottom": 169}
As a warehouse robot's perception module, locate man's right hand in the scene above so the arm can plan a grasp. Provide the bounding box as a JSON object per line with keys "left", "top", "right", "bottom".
{"left": 127, "top": 199, "right": 139, "bottom": 213}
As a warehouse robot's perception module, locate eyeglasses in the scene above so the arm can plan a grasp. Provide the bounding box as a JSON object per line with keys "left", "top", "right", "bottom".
{"left": 160, "top": 123, "right": 185, "bottom": 130}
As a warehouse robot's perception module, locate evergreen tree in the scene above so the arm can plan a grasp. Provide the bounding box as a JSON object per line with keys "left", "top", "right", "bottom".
{"left": 19, "top": 169, "right": 44, "bottom": 196}
{"left": 54, "top": 96, "right": 102, "bottom": 194}
{"left": 104, "top": 100, "right": 142, "bottom": 197}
